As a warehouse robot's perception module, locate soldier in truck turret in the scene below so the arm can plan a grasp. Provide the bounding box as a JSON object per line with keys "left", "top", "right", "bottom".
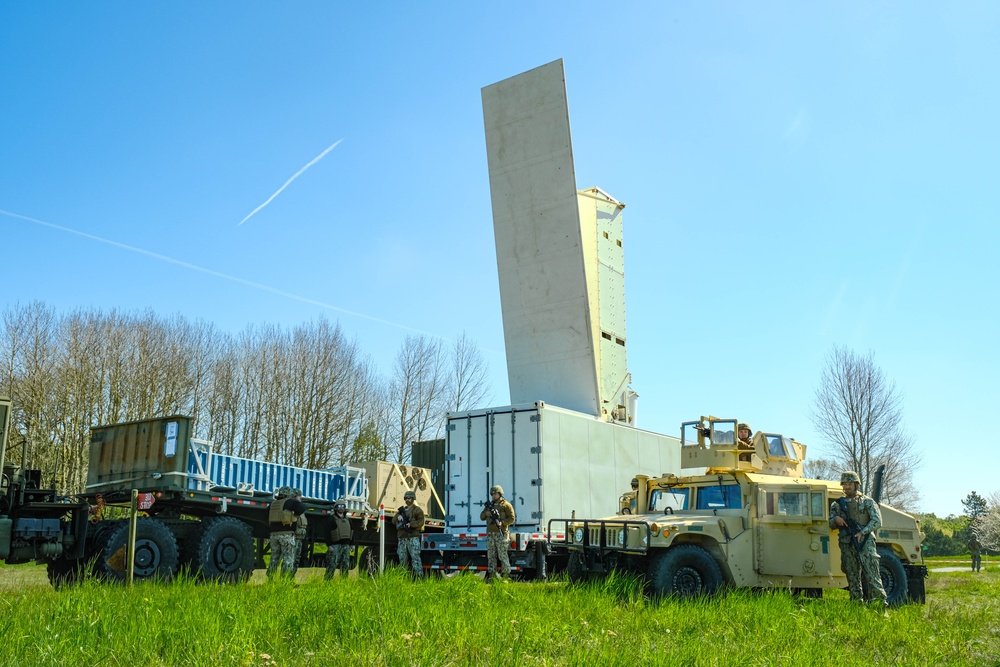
{"left": 737, "top": 422, "right": 754, "bottom": 462}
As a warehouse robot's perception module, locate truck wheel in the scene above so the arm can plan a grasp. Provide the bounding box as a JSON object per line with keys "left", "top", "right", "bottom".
{"left": 95, "top": 519, "right": 179, "bottom": 582}
{"left": 649, "top": 544, "right": 722, "bottom": 598}
{"left": 187, "top": 517, "right": 254, "bottom": 582}
{"left": 877, "top": 546, "right": 908, "bottom": 607}
{"left": 46, "top": 558, "right": 84, "bottom": 588}
{"left": 566, "top": 551, "right": 587, "bottom": 583}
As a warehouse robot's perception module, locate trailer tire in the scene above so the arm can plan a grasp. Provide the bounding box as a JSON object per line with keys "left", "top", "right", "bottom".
{"left": 187, "top": 517, "right": 255, "bottom": 582}
{"left": 649, "top": 544, "right": 722, "bottom": 598}
{"left": 95, "top": 519, "right": 179, "bottom": 582}
{"left": 877, "top": 546, "right": 908, "bottom": 607}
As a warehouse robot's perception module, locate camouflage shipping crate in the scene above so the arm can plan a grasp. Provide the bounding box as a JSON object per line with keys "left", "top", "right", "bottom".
{"left": 358, "top": 460, "right": 444, "bottom": 520}
{"left": 87, "top": 416, "right": 194, "bottom": 496}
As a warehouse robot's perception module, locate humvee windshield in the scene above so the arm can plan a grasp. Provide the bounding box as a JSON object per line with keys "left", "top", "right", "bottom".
{"left": 649, "top": 487, "right": 689, "bottom": 512}
{"left": 648, "top": 483, "right": 742, "bottom": 512}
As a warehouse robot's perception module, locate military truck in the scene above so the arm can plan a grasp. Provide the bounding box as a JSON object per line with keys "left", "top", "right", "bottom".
{"left": 0, "top": 399, "right": 443, "bottom": 585}
{"left": 552, "top": 416, "right": 927, "bottom": 605}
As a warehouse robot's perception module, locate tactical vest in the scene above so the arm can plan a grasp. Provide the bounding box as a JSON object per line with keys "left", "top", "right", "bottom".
{"left": 269, "top": 499, "right": 294, "bottom": 528}
{"left": 845, "top": 496, "right": 872, "bottom": 529}
{"left": 330, "top": 516, "right": 352, "bottom": 544}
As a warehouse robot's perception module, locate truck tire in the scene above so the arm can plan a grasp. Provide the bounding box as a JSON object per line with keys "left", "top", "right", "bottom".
{"left": 46, "top": 558, "right": 84, "bottom": 588}
{"left": 95, "top": 519, "right": 179, "bottom": 582}
{"left": 877, "top": 546, "right": 908, "bottom": 607}
{"left": 649, "top": 544, "right": 722, "bottom": 598}
{"left": 187, "top": 517, "right": 254, "bottom": 582}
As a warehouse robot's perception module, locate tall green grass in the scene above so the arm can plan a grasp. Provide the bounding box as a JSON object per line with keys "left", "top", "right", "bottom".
{"left": 0, "top": 567, "right": 996, "bottom": 666}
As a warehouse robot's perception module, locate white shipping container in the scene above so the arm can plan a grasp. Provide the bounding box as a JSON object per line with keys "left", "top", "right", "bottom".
{"left": 444, "top": 402, "right": 681, "bottom": 532}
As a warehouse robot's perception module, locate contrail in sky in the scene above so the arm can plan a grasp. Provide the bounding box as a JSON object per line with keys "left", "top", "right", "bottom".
{"left": 237, "top": 139, "right": 343, "bottom": 226}
{"left": 0, "top": 208, "right": 443, "bottom": 339}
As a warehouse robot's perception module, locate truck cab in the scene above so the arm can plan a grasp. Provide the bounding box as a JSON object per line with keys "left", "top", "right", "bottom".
{"left": 555, "top": 415, "right": 927, "bottom": 605}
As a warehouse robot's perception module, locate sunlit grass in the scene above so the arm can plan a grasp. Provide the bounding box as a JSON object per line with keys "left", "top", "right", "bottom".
{"left": 0, "top": 566, "right": 996, "bottom": 666}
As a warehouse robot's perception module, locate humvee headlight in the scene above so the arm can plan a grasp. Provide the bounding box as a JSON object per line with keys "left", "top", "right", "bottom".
{"left": 574, "top": 527, "right": 584, "bottom": 543}
{"left": 617, "top": 531, "right": 625, "bottom": 546}
{"left": 651, "top": 522, "right": 660, "bottom": 536}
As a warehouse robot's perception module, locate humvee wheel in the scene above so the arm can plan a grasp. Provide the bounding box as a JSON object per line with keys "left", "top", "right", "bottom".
{"left": 877, "top": 546, "right": 908, "bottom": 607}
{"left": 649, "top": 545, "right": 722, "bottom": 598}
{"left": 566, "top": 551, "right": 587, "bottom": 583}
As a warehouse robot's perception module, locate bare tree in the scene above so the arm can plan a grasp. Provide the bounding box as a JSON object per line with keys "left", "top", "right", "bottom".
{"left": 810, "top": 345, "right": 921, "bottom": 510}
{"left": 802, "top": 457, "right": 840, "bottom": 482}
{"left": 387, "top": 335, "right": 448, "bottom": 462}
{"left": 448, "top": 332, "right": 492, "bottom": 412}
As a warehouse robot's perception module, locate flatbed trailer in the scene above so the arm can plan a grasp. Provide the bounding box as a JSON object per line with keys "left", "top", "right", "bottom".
{"left": 0, "top": 404, "right": 443, "bottom": 585}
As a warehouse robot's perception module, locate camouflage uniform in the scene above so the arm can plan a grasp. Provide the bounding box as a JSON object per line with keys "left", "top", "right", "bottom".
{"left": 267, "top": 487, "right": 307, "bottom": 578}
{"left": 325, "top": 503, "right": 353, "bottom": 579}
{"left": 829, "top": 475, "right": 886, "bottom": 604}
{"left": 395, "top": 492, "right": 425, "bottom": 577}
{"left": 480, "top": 485, "right": 516, "bottom": 580}
{"left": 737, "top": 422, "right": 754, "bottom": 463}
{"left": 968, "top": 537, "right": 982, "bottom": 572}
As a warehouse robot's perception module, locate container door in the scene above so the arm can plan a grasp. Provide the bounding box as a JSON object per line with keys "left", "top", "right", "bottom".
{"left": 445, "top": 407, "right": 542, "bottom": 532}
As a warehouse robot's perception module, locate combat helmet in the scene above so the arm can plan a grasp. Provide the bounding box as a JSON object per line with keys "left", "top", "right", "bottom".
{"left": 276, "top": 485, "right": 294, "bottom": 498}
{"left": 737, "top": 422, "right": 751, "bottom": 432}
{"left": 840, "top": 471, "right": 861, "bottom": 485}
{"left": 490, "top": 485, "right": 504, "bottom": 496}
{"left": 334, "top": 501, "right": 347, "bottom": 511}
{"left": 630, "top": 477, "right": 639, "bottom": 489}
{"left": 403, "top": 490, "right": 416, "bottom": 500}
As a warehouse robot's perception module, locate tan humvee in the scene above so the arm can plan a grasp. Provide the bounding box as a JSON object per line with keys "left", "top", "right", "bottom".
{"left": 558, "top": 416, "right": 926, "bottom": 605}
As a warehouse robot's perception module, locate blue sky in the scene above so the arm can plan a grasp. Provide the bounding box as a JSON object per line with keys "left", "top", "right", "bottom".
{"left": 2, "top": 3, "right": 997, "bottom": 518}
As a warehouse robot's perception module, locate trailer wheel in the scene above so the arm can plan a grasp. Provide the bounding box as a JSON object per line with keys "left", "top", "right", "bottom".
{"left": 187, "top": 517, "right": 254, "bottom": 582}
{"left": 877, "top": 546, "right": 908, "bottom": 607}
{"left": 95, "top": 519, "right": 179, "bottom": 582}
{"left": 649, "top": 545, "right": 722, "bottom": 598}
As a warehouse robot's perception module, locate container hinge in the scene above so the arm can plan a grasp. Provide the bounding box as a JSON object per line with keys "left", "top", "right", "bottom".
{"left": 531, "top": 478, "right": 542, "bottom": 486}
{"left": 446, "top": 423, "right": 456, "bottom": 431}
{"left": 530, "top": 414, "right": 541, "bottom": 422}
{"left": 531, "top": 511, "right": 543, "bottom": 519}
{"left": 445, "top": 515, "right": 455, "bottom": 523}
{"left": 446, "top": 454, "right": 457, "bottom": 461}
{"left": 530, "top": 446, "right": 541, "bottom": 454}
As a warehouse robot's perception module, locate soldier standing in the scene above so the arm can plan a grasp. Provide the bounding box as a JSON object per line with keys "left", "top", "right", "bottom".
{"left": 620, "top": 478, "right": 640, "bottom": 514}
{"left": 267, "top": 486, "right": 307, "bottom": 579}
{"left": 395, "top": 490, "right": 425, "bottom": 578}
{"left": 325, "top": 501, "right": 353, "bottom": 579}
{"left": 968, "top": 535, "right": 982, "bottom": 572}
{"left": 481, "top": 485, "right": 516, "bottom": 581}
{"left": 829, "top": 471, "right": 887, "bottom": 609}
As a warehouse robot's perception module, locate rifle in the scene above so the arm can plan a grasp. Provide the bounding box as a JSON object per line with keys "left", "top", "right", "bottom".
{"left": 483, "top": 500, "right": 503, "bottom": 530}
{"left": 836, "top": 497, "right": 872, "bottom": 554}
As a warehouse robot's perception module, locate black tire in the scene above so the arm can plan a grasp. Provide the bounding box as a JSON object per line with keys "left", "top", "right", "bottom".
{"left": 46, "top": 558, "right": 84, "bottom": 588}
{"left": 649, "top": 545, "right": 723, "bottom": 598}
{"left": 94, "top": 518, "right": 179, "bottom": 582}
{"left": 877, "top": 546, "right": 908, "bottom": 607}
{"left": 187, "top": 517, "right": 255, "bottom": 582}
{"left": 566, "top": 551, "right": 587, "bottom": 584}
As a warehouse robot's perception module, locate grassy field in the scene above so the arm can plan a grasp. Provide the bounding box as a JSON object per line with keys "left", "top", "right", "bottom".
{"left": 0, "top": 563, "right": 997, "bottom": 666}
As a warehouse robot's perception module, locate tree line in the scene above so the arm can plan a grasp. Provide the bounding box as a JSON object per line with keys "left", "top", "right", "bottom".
{"left": 0, "top": 302, "right": 491, "bottom": 496}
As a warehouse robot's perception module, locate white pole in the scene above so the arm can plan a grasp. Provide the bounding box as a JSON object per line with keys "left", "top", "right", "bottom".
{"left": 379, "top": 504, "right": 385, "bottom": 574}
{"left": 127, "top": 489, "right": 139, "bottom": 585}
